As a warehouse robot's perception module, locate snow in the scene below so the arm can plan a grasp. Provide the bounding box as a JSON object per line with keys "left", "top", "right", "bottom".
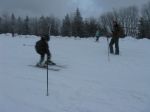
{"left": 0, "top": 34, "right": 150, "bottom": 112}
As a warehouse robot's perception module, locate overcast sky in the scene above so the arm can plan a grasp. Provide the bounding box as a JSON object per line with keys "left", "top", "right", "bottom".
{"left": 0, "top": 0, "right": 149, "bottom": 18}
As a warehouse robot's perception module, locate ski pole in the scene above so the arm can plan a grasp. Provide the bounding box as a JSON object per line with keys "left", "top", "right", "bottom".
{"left": 46, "top": 56, "right": 49, "bottom": 96}
{"left": 106, "top": 26, "right": 111, "bottom": 62}
{"left": 107, "top": 37, "right": 110, "bottom": 62}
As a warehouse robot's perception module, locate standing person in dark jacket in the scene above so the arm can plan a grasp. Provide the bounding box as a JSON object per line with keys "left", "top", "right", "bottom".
{"left": 109, "top": 21, "right": 122, "bottom": 55}
{"left": 35, "top": 34, "right": 55, "bottom": 66}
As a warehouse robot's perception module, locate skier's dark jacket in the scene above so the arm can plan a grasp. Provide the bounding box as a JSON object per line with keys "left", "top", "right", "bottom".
{"left": 35, "top": 37, "right": 50, "bottom": 57}
{"left": 112, "top": 22, "right": 124, "bottom": 38}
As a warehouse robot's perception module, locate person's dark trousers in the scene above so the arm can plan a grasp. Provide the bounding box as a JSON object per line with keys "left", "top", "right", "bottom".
{"left": 114, "top": 38, "right": 119, "bottom": 55}
{"left": 109, "top": 38, "right": 119, "bottom": 55}
{"left": 96, "top": 36, "right": 99, "bottom": 42}
{"left": 39, "top": 54, "right": 45, "bottom": 64}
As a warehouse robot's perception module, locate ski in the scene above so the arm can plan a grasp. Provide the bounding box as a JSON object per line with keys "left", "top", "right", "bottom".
{"left": 28, "top": 65, "right": 60, "bottom": 71}
{"left": 48, "top": 64, "right": 66, "bottom": 68}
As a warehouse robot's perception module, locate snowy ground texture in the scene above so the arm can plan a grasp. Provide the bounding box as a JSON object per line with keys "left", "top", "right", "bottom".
{"left": 0, "top": 34, "right": 150, "bottom": 112}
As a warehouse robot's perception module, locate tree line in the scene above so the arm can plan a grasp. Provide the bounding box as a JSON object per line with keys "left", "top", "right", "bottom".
{"left": 0, "top": 8, "right": 98, "bottom": 38}
{"left": 0, "top": 1, "right": 150, "bottom": 39}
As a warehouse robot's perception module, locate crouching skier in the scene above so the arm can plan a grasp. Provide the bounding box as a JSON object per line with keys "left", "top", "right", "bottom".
{"left": 35, "top": 34, "right": 56, "bottom": 67}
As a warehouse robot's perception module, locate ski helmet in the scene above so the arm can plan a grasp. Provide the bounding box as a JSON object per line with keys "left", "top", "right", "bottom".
{"left": 41, "top": 34, "right": 50, "bottom": 41}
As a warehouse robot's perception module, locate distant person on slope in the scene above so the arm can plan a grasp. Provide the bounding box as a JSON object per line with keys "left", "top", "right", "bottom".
{"left": 35, "top": 34, "right": 55, "bottom": 66}
{"left": 109, "top": 21, "right": 124, "bottom": 55}
{"left": 95, "top": 29, "right": 100, "bottom": 42}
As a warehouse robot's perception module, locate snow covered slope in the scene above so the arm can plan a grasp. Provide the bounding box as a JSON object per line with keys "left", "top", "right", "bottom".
{"left": 0, "top": 34, "right": 150, "bottom": 112}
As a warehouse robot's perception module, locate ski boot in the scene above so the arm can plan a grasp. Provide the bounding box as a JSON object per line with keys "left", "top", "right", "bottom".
{"left": 45, "top": 60, "right": 56, "bottom": 66}
{"left": 36, "top": 62, "right": 46, "bottom": 67}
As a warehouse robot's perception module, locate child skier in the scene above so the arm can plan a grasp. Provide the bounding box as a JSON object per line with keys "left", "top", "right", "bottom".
{"left": 35, "top": 34, "right": 55, "bottom": 66}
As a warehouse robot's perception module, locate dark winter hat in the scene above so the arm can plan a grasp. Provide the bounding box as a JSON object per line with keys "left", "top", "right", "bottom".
{"left": 41, "top": 34, "right": 50, "bottom": 41}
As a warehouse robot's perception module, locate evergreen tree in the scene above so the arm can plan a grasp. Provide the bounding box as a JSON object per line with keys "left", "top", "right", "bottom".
{"left": 32, "top": 18, "right": 38, "bottom": 36}
{"left": 138, "top": 17, "right": 150, "bottom": 39}
{"left": 16, "top": 16, "right": 23, "bottom": 35}
{"left": 83, "top": 19, "right": 90, "bottom": 37}
{"left": 61, "top": 14, "right": 71, "bottom": 37}
{"left": 23, "top": 16, "right": 30, "bottom": 35}
{"left": 11, "top": 13, "right": 16, "bottom": 37}
{"left": 88, "top": 18, "right": 98, "bottom": 37}
{"left": 0, "top": 17, "right": 2, "bottom": 34}
{"left": 50, "top": 17, "right": 60, "bottom": 36}
{"left": 72, "top": 8, "right": 84, "bottom": 37}
{"left": 2, "top": 13, "right": 10, "bottom": 33}
{"left": 83, "top": 18, "right": 99, "bottom": 37}
{"left": 38, "top": 16, "right": 49, "bottom": 36}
